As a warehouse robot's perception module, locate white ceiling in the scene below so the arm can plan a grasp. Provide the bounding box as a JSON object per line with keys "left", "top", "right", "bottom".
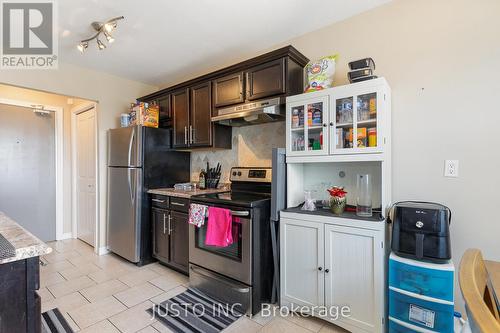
{"left": 58, "top": 0, "right": 390, "bottom": 87}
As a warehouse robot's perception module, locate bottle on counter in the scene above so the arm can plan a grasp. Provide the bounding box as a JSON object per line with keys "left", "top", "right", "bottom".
{"left": 199, "top": 169, "right": 207, "bottom": 190}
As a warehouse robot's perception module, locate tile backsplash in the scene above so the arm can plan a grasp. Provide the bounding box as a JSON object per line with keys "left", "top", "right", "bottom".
{"left": 191, "top": 122, "right": 285, "bottom": 182}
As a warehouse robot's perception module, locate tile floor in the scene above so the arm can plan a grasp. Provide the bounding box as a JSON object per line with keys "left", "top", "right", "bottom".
{"left": 41, "top": 239, "right": 348, "bottom": 333}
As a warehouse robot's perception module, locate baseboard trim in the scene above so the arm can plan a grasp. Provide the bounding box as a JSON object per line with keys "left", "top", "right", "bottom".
{"left": 58, "top": 232, "right": 73, "bottom": 240}
{"left": 97, "top": 246, "right": 110, "bottom": 255}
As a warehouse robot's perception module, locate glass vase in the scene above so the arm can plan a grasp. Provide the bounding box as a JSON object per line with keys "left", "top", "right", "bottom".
{"left": 356, "top": 174, "right": 372, "bottom": 217}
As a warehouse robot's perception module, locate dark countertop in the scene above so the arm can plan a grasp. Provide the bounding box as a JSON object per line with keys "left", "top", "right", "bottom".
{"left": 282, "top": 205, "right": 385, "bottom": 222}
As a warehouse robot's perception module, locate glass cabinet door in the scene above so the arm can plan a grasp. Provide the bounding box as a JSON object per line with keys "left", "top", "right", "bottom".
{"left": 290, "top": 104, "right": 306, "bottom": 153}
{"left": 356, "top": 92, "right": 378, "bottom": 150}
{"left": 334, "top": 97, "right": 354, "bottom": 151}
{"left": 288, "top": 96, "right": 329, "bottom": 156}
{"left": 331, "top": 88, "right": 382, "bottom": 154}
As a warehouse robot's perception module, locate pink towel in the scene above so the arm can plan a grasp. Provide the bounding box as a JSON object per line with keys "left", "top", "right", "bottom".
{"left": 205, "top": 207, "right": 233, "bottom": 247}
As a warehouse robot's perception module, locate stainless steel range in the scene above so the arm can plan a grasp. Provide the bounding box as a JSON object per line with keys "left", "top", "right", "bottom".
{"left": 189, "top": 167, "right": 273, "bottom": 315}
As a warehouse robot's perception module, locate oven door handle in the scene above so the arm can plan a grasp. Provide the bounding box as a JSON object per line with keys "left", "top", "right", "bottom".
{"left": 190, "top": 266, "right": 251, "bottom": 293}
{"left": 230, "top": 210, "right": 249, "bottom": 217}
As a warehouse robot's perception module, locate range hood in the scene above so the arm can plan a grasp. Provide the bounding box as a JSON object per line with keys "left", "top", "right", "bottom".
{"left": 211, "top": 97, "right": 285, "bottom": 127}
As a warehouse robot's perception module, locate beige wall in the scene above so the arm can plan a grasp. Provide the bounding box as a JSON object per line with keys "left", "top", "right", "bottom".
{"left": 273, "top": 0, "right": 500, "bottom": 312}
{"left": 0, "top": 63, "right": 157, "bottom": 250}
{"left": 191, "top": 122, "right": 285, "bottom": 182}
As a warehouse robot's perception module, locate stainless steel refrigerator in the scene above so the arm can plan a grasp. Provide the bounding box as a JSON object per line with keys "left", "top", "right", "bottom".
{"left": 107, "top": 125, "right": 190, "bottom": 265}
{"left": 270, "top": 148, "right": 286, "bottom": 303}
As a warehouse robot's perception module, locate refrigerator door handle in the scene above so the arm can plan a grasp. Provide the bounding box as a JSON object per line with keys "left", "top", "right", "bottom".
{"left": 128, "top": 168, "right": 135, "bottom": 205}
{"left": 127, "top": 127, "right": 135, "bottom": 166}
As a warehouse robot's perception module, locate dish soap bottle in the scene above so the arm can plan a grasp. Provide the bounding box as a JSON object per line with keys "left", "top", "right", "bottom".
{"left": 199, "top": 169, "right": 206, "bottom": 190}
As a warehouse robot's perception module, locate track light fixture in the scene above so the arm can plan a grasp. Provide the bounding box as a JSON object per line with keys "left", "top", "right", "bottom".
{"left": 77, "top": 16, "right": 124, "bottom": 52}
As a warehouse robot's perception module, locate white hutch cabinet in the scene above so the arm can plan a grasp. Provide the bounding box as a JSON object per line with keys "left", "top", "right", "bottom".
{"left": 280, "top": 78, "right": 391, "bottom": 333}
{"left": 286, "top": 77, "right": 391, "bottom": 160}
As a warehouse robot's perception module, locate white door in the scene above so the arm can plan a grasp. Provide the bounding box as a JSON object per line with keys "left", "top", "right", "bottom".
{"left": 280, "top": 218, "right": 324, "bottom": 310}
{"left": 75, "top": 107, "right": 96, "bottom": 246}
{"left": 324, "top": 224, "right": 383, "bottom": 332}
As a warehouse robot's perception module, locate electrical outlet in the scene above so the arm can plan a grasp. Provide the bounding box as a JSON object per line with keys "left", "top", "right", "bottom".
{"left": 444, "top": 160, "right": 459, "bottom": 177}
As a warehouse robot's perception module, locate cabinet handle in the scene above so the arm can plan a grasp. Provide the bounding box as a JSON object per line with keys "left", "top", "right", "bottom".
{"left": 171, "top": 202, "right": 185, "bottom": 207}
{"left": 245, "top": 73, "right": 250, "bottom": 99}
{"left": 325, "top": 269, "right": 330, "bottom": 273}
{"left": 323, "top": 123, "right": 327, "bottom": 127}
{"left": 168, "top": 214, "right": 172, "bottom": 235}
{"left": 318, "top": 267, "right": 323, "bottom": 271}
{"left": 184, "top": 126, "right": 188, "bottom": 144}
{"left": 190, "top": 125, "right": 194, "bottom": 144}
{"left": 329, "top": 122, "right": 334, "bottom": 127}
{"left": 152, "top": 198, "right": 165, "bottom": 203}
{"left": 163, "top": 214, "right": 166, "bottom": 234}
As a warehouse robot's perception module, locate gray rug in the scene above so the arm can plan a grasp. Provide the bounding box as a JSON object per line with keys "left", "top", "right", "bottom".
{"left": 42, "top": 308, "right": 74, "bottom": 333}
{"left": 147, "top": 288, "right": 242, "bottom": 333}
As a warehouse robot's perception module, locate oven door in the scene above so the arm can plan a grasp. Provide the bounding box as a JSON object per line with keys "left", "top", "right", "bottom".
{"left": 189, "top": 207, "right": 252, "bottom": 285}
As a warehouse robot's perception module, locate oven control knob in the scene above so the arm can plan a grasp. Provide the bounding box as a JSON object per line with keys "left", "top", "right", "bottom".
{"left": 237, "top": 171, "right": 242, "bottom": 176}
{"left": 232, "top": 171, "right": 237, "bottom": 176}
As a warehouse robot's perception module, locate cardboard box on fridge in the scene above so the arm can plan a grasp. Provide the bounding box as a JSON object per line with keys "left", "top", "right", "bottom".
{"left": 129, "top": 103, "right": 159, "bottom": 128}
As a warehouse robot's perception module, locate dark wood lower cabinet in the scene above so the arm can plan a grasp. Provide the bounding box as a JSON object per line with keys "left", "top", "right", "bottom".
{"left": 151, "top": 200, "right": 189, "bottom": 275}
{"left": 169, "top": 211, "right": 189, "bottom": 273}
{"left": 0, "top": 256, "right": 41, "bottom": 333}
{"left": 152, "top": 207, "right": 170, "bottom": 263}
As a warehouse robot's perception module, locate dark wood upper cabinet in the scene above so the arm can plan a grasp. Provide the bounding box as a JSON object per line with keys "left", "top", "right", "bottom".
{"left": 190, "top": 81, "right": 212, "bottom": 147}
{"left": 212, "top": 72, "right": 244, "bottom": 108}
{"left": 138, "top": 46, "right": 308, "bottom": 150}
{"left": 157, "top": 94, "right": 171, "bottom": 127}
{"left": 171, "top": 88, "right": 190, "bottom": 148}
{"left": 246, "top": 58, "right": 286, "bottom": 101}
{"left": 169, "top": 211, "right": 189, "bottom": 273}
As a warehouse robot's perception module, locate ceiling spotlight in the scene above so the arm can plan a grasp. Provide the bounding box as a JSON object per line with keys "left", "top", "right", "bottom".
{"left": 77, "top": 16, "right": 123, "bottom": 53}
{"left": 104, "top": 22, "right": 117, "bottom": 33}
{"left": 104, "top": 31, "right": 114, "bottom": 43}
{"left": 77, "top": 41, "right": 88, "bottom": 53}
{"left": 96, "top": 38, "right": 106, "bottom": 50}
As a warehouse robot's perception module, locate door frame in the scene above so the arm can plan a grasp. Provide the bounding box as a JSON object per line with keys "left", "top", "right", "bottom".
{"left": 71, "top": 102, "right": 99, "bottom": 252}
{"left": 0, "top": 98, "right": 64, "bottom": 240}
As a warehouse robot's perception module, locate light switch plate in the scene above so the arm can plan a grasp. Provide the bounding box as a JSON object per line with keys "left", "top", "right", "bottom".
{"left": 444, "top": 160, "right": 459, "bottom": 177}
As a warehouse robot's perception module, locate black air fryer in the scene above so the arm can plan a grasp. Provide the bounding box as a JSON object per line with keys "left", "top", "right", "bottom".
{"left": 391, "top": 202, "right": 451, "bottom": 263}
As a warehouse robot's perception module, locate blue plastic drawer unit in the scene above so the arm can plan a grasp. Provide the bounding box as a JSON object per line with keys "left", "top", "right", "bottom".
{"left": 389, "top": 253, "right": 454, "bottom": 302}
{"left": 389, "top": 289, "right": 454, "bottom": 332}
{"left": 389, "top": 318, "right": 428, "bottom": 333}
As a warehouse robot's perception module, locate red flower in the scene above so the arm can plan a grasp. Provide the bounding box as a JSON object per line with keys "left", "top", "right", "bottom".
{"left": 327, "top": 187, "right": 347, "bottom": 198}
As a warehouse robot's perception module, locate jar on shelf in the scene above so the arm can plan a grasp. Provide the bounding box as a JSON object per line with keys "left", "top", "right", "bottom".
{"left": 292, "top": 109, "right": 299, "bottom": 128}
{"left": 368, "top": 128, "right": 377, "bottom": 147}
